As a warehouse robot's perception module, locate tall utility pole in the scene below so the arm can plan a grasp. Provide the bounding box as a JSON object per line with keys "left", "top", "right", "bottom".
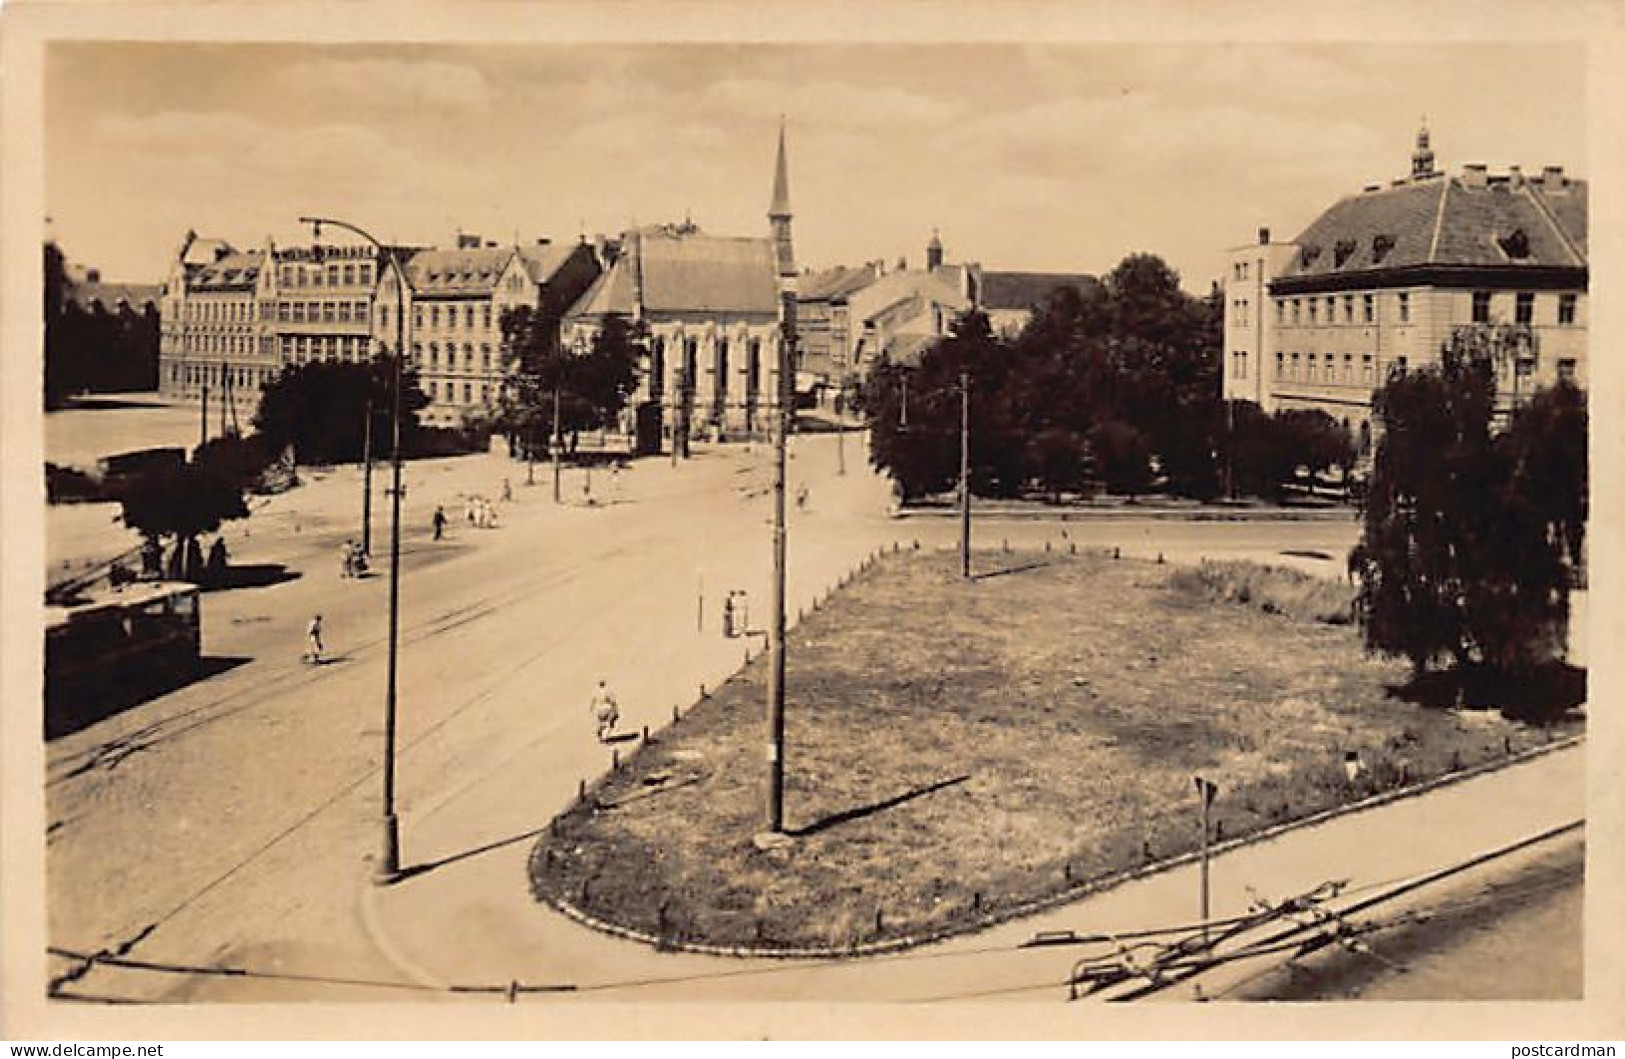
{"left": 552, "top": 384, "right": 563, "bottom": 503}
{"left": 765, "top": 119, "right": 796, "bottom": 835}
{"left": 361, "top": 396, "right": 374, "bottom": 555}
{"left": 300, "top": 216, "right": 409, "bottom": 884}
{"left": 959, "top": 371, "right": 971, "bottom": 580}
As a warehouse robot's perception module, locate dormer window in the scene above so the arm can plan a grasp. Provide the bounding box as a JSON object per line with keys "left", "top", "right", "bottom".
{"left": 1299, "top": 244, "right": 1322, "bottom": 268}
{"left": 1333, "top": 239, "right": 1357, "bottom": 268}
{"left": 1498, "top": 228, "right": 1531, "bottom": 259}
{"left": 1372, "top": 234, "right": 1395, "bottom": 263}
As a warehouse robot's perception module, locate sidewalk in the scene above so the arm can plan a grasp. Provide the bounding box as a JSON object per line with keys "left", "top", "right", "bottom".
{"left": 361, "top": 687, "right": 1584, "bottom": 1001}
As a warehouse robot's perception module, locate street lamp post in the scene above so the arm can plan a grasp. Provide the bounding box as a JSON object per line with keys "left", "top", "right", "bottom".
{"left": 552, "top": 384, "right": 563, "bottom": 504}
{"left": 300, "top": 215, "right": 409, "bottom": 885}
{"left": 959, "top": 370, "right": 971, "bottom": 580}
{"left": 361, "top": 396, "right": 374, "bottom": 556}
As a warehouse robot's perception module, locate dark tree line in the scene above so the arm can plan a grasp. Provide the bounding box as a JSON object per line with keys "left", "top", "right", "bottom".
{"left": 863, "top": 253, "right": 1227, "bottom": 500}
{"left": 252, "top": 357, "right": 429, "bottom": 467}
{"left": 44, "top": 242, "right": 160, "bottom": 408}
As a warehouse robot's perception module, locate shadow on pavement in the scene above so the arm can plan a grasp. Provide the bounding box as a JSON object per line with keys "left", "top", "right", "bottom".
{"left": 396, "top": 825, "right": 550, "bottom": 882}
{"left": 200, "top": 563, "right": 301, "bottom": 593}
{"left": 46, "top": 654, "right": 251, "bottom": 740}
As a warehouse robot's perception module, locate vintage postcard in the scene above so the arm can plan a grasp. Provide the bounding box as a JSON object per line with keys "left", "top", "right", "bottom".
{"left": 2, "top": 0, "right": 1621, "bottom": 1042}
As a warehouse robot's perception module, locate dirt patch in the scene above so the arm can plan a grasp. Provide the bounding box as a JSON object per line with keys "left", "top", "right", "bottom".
{"left": 530, "top": 550, "right": 1583, "bottom": 953}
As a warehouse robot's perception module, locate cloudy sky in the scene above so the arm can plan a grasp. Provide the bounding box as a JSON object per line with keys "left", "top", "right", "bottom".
{"left": 46, "top": 42, "right": 1584, "bottom": 291}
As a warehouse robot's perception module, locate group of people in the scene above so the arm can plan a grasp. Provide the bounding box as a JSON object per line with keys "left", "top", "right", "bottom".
{"left": 464, "top": 494, "right": 501, "bottom": 530}
{"left": 339, "top": 539, "right": 369, "bottom": 579}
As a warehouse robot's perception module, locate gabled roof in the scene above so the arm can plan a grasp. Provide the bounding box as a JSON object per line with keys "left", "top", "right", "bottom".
{"left": 566, "top": 228, "right": 778, "bottom": 320}
{"left": 799, "top": 265, "right": 878, "bottom": 303}
{"left": 517, "top": 242, "right": 579, "bottom": 285}
{"left": 1280, "top": 172, "right": 1587, "bottom": 281}
{"left": 851, "top": 266, "right": 970, "bottom": 326}
{"left": 404, "top": 246, "right": 519, "bottom": 295}
{"left": 180, "top": 235, "right": 234, "bottom": 268}
{"left": 978, "top": 270, "right": 1098, "bottom": 312}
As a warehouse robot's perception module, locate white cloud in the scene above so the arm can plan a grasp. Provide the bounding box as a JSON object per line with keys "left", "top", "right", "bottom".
{"left": 276, "top": 57, "right": 496, "bottom": 114}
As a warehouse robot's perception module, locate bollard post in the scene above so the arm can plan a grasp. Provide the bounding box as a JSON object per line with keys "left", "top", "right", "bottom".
{"left": 642, "top": 724, "right": 650, "bottom": 743}
{"left": 672, "top": 704, "right": 680, "bottom": 722}
{"left": 578, "top": 778, "right": 586, "bottom": 802}
{"left": 612, "top": 747, "right": 620, "bottom": 769}
{"left": 1045, "top": 539, "right": 1052, "bottom": 553}
{"left": 1114, "top": 546, "right": 1121, "bottom": 560}
{"left": 875, "top": 906, "right": 884, "bottom": 934}
{"left": 700, "top": 683, "right": 707, "bottom": 698}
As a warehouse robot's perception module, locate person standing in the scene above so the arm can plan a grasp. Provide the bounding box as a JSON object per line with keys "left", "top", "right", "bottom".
{"left": 589, "top": 680, "right": 619, "bottom": 742}
{"left": 432, "top": 505, "right": 447, "bottom": 541}
{"left": 501, "top": 477, "right": 513, "bottom": 503}
{"left": 306, "top": 614, "right": 325, "bottom": 665}
{"left": 340, "top": 540, "right": 355, "bottom": 579}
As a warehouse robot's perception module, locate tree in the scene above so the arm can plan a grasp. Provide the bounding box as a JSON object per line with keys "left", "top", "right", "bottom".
{"left": 865, "top": 311, "right": 1018, "bottom": 499}
{"left": 120, "top": 458, "right": 250, "bottom": 579}
{"left": 252, "top": 357, "right": 427, "bottom": 466}
{"left": 499, "top": 307, "right": 641, "bottom": 458}
{"left": 1349, "top": 328, "right": 1585, "bottom": 678}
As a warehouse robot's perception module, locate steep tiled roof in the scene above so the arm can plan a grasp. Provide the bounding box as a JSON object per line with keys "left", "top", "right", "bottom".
{"left": 404, "top": 247, "right": 517, "bottom": 295}
{"left": 566, "top": 230, "right": 778, "bottom": 319}
{"left": 978, "top": 270, "right": 1098, "bottom": 311}
{"left": 191, "top": 251, "right": 263, "bottom": 290}
{"left": 516, "top": 243, "right": 578, "bottom": 285}
{"left": 799, "top": 265, "right": 878, "bottom": 303}
{"left": 1281, "top": 173, "right": 1587, "bottom": 281}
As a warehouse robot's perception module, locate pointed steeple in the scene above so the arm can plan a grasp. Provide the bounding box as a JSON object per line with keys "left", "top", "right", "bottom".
{"left": 769, "top": 117, "right": 792, "bottom": 220}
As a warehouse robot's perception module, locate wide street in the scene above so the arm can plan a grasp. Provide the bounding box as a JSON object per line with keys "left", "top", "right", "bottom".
{"left": 48, "top": 415, "right": 1551, "bottom": 1005}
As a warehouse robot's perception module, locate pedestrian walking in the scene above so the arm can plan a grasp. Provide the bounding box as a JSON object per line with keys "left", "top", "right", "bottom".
{"left": 432, "top": 505, "right": 447, "bottom": 541}
{"left": 340, "top": 539, "right": 356, "bottom": 578}
{"left": 501, "top": 477, "right": 513, "bottom": 503}
{"left": 466, "top": 497, "right": 477, "bottom": 526}
{"left": 795, "top": 485, "right": 809, "bottom": 512}
{"left": 305, "top": 614, "right": 325, "bottom": 665}
{"left": 589, "top": 680, "right": 620, "bottom": 742}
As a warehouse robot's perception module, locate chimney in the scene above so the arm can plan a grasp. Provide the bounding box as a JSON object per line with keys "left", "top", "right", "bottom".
{"left": 1508, "top": 165, "right": 1525, "bottom": 188}
{"left": 85, "top": 268, "right": 101, "bottom": 284}
{"left": 1363, "top": 184, "right": 1381, "bottom": 193}
{"left": 457, "top": 232, "right": 481, "bottom": 250}
{"left": 1258, "top": 227, "right": 1271, "bottom": 245}
{"left": 535, "top": 237, "right": 551, "bottom": 245}
{"left": 1462, "top": 163, "right": 1489, "bottom": 189}
{"left": 1541, "top": 165, "right": 1567, "bottom": 188}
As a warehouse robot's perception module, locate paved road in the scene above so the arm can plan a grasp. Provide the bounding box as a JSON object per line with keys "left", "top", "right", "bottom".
{"left": 43, "top": 431, "right": 1389, "bottom": 1003}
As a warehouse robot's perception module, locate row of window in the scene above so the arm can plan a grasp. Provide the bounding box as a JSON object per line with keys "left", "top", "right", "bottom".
{"left": 426, "top": 379, "right": 492, "bottom": 405}
{"left": 167, "top": 362, "right": 274, "bottom": 390}
{"left": 1231, "top": 297, "right": 1251, "bottom": 327}
{"left": 185, "top": 333, "right": 257, "bottom": 356}
{"left": 1472, "top": 291, "right": 1578, "bottom": 326}
{"left": 188, "top": 300, "right": 254, "bottom": 323}
{"left": 413, "top": 301, "right": 496, "bottom": 332}
{"left": 271, "top": 299, "right": 372, "bottom": 325}
{"left": 1275, "top": 290, "right": 1579, "bottom": 328}
{"left": 1272, "top": 351, "right": 1381, "bottom": 386}
{"left": 277, "top": 262, "right": 375, "bottom": 289}
{"left": 412, "top": 341, "right": 496, "bottom": 370}
{"left": 282, "top": 335, "right": 373, "bottom": 362}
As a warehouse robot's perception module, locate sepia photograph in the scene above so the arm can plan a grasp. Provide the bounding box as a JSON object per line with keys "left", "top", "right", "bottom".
{"left": 1, "top": 0, "right": 1620, "bottom": 1042}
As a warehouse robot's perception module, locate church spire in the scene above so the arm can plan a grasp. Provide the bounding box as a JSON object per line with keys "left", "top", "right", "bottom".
{"left": 1411, "top": 118, "right": 1436, "bottom": 179}
{"left": 769, "top": 118, "right": 796, "bottom": 280}
{"left": 769, "top": 117, "right": 792, "bottom": 220}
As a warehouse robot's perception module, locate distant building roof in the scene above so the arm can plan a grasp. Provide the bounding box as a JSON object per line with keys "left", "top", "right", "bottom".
{"left": 978, "top": 270, "right": 1099, "bottom": 312}
{"left": 180, "top": 234, "right": 235, "bottom": 268}
{"left": 799, "top": 264, "right": 879, "bottom": 303}
{"left": 404, "top": 246, "right": 520, "bottom": 295}
{"left": 516, "top": 242, "right": 579, "bottom": 285}
{"left": 68, "top": 282, "right": 160, "bottom": 313}
{"left": 190, "top": 250, "right": 263, "bottom": 290}
{"left": 1279, "top": 168, "right": 1587, "bottom": 284}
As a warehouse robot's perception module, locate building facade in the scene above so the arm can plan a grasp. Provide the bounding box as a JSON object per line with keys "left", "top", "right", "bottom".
{"left": 1224, "top": 128, "right": 1588, "bottom": 445}
{"left": 159, "top": 231, "right": 598, "bottom": 426}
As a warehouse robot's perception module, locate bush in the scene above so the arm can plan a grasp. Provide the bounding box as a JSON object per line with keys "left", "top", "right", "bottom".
{"left": 1169, "top": 560, "right": 1354, "bottom": 625}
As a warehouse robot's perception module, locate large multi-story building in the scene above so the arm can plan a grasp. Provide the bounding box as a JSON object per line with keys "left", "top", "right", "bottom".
{"left": 1224, "top": 127, "right": 1588, "bottom": 447}
{"left": 159, "top": 231, "right": 598, "bottom": 426}
{"left": 389, "top": 235, "right": 600, "bottom": 426}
